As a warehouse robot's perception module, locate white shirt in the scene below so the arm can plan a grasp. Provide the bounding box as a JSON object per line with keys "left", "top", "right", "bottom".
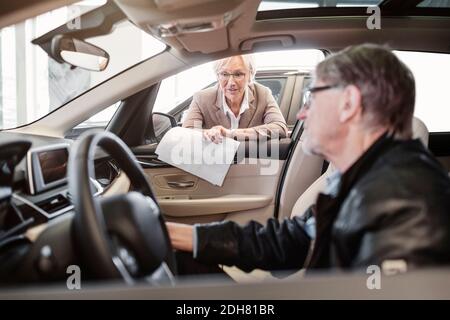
{"left": 222, "top": 87, "right": 249, "bottom": 129}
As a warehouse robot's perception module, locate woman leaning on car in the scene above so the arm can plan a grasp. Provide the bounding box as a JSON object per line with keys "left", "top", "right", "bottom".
{"left": 182, "top": 55, "right": 288, "bottom": 143}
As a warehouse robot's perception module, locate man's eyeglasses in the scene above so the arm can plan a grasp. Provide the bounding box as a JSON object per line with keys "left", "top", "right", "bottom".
{"left": 218, "top": 72, "right": 246, "bottom": 81}
{"left": 302, "top": 84, "right": 341, "bottom": 109}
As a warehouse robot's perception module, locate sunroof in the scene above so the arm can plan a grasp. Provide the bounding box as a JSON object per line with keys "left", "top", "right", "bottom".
{"left": 417, "top": 0, "right": 450, "bottom": 8}
{"left": 258, "top": 0, "right": 381, "bottom": 11}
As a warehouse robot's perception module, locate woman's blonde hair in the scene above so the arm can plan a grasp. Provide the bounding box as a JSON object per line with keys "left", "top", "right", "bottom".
{"left": 213, "top": 54, "right": 256, "bottom": 82}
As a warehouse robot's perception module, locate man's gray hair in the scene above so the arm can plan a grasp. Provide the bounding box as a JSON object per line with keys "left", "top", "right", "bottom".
{"left": 315, "top": 44, "right": 415, "bottom": 139}
{"left": 213, "top": 54, "right": 256, "bottom": 82}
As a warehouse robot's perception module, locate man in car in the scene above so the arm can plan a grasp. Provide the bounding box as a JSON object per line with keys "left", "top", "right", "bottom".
{"left": 167, "top": 44, "right": 450, "bottom": 274}
{"left": 182, "top": 54, "right": 288, "bottom": 143}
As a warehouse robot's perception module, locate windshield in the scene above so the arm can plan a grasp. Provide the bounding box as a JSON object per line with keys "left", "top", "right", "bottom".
{"left": 0, "top": 0, "right": 166, "bottom": 130}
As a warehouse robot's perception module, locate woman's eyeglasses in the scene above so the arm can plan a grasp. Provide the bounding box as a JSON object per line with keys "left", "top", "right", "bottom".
{"left": 218, "top": 72, "right": 246, "bottom": 81}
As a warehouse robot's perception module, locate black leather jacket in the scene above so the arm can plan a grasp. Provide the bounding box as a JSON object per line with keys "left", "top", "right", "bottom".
{"left": 194, "top": 135, "right": 450, "bottom": 272}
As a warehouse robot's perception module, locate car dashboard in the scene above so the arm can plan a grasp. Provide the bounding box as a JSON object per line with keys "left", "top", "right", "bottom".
{"left": 0, "top": 131, "right": 120, "bottom": 249}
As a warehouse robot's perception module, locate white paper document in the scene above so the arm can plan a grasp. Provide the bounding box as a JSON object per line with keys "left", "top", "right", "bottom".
{"left": 155, "top": 127, "right": 240, "bottom": 186}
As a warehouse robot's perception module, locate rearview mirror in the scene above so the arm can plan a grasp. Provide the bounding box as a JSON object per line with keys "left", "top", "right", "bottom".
{"left": 51, "top": 35, "right": 109, "bottom": 71}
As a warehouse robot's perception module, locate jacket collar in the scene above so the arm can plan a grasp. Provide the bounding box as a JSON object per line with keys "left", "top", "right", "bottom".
{"left": 336, "top": 131, "right": 394, "bottom": 199}
{"left": 307, "top": 131, "right": 395, "bottom": 269}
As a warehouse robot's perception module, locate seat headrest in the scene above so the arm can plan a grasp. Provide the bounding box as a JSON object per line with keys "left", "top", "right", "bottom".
{"left": 412, "top": 117, "right": 429, "bottom": 147}
{"left": 324, "top": 117, "right": 429, "bottom": 175}
{"left": 290, "top": 116, "right": 430, "bottom": 219}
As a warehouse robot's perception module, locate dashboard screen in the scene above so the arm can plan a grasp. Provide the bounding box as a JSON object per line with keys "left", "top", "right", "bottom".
{"left": 38, "top": 148, "right": 69, "bottom": 184}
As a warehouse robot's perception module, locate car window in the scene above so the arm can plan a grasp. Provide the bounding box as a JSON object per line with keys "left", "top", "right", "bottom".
{"left": 395, "top": 51, "right": 450, "bottom": 132}
{"left": 153, "top": 62, "right": 217, "bottom": 114}
{"left": 256, "top": 78, "right": 287, "bottom": 104}
{"left": 0, "top": 1, "right": 166, "bottom": 130}
{"left": 150, "top": 49, "right": 323, "bottom": 142}
{"left": 75, "top": 101, "right": 121, "bottom": 130}
{"left": 153, "top": 49, "right": 323, "bottom": 116}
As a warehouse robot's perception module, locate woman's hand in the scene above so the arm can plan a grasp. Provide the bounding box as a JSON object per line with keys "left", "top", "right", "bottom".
{"left": 203, "top": 125, "right": 232, "bottom": 144}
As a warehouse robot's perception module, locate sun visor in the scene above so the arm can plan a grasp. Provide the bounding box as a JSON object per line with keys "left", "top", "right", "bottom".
{"left": 114, "top": 0, "right": 248, "bottom": 53}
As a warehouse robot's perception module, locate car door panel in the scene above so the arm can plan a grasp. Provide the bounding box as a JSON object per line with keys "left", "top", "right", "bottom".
{"left": 153, "top": 173, "right": 199, "bottom": 191}
{"left": 143, "top": 158, "right": 284, "bottom": 225}
{"left": 159, "top": 194, "right": 272, "bottom": 217}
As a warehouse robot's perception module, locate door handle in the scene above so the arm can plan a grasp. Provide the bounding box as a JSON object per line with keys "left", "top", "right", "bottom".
{"left": 167, "top": 181, "right": 195, "bottom": 188}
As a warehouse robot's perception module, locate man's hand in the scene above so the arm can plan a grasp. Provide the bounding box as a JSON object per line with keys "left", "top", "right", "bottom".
{"left": 203, "top": 125, "right": 232, "bottom": 144}
{"left": 166, "top": 222, "right": 194, "bottom": 252}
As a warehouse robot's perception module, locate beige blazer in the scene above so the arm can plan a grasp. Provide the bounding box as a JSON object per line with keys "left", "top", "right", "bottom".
{"left": 182, "top": 82, "right": 288, "bottom": 138}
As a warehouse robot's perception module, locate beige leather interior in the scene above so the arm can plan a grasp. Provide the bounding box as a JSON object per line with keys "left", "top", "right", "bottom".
{"left": 291, "top": 117, "right": 430, "bottom": 218}
{"left": 144, "top": 159, "right": 284, "bottom": 225}
{"left": 290, "top": 163, "right": 335, "bottom": 219}
{"left": 159, "top": 194, "right": 272, "bottom": 217}
{"left": 224, "top": 117, "right": 430, "bottom": 282}
{"left": 102, "top": 172, "right": 130, "bottom": 197}
{"left": 277, "top": 140, "right": 324, "bottom": 221}
{"left": 412, "top": 116, "right": 429, "bottom": 147}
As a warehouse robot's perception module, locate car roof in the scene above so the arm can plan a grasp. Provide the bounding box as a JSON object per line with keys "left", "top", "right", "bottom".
{"left": 9, "top": 1, "right": 450, "bottom": 70}
{"left": 6, "top": 0, "right": 450, "bottom": 136}
{"left": 112, "top": 0, "right": 450, "bottom": 56}
{"left": 5, "top": 0, "right": 450, "bottom": 56}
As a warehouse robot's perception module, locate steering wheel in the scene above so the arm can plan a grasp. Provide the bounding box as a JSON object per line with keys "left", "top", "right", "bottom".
{"left": 68, "top": 131, "right": 176, "bottom": 284}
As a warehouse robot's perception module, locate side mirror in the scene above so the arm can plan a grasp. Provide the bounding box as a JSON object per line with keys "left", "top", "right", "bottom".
{"left": 152, "top": 112, "right": 177, "bottom": 142}
{"left": 51, "top": 35, "right": 110, "bottom": 71}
